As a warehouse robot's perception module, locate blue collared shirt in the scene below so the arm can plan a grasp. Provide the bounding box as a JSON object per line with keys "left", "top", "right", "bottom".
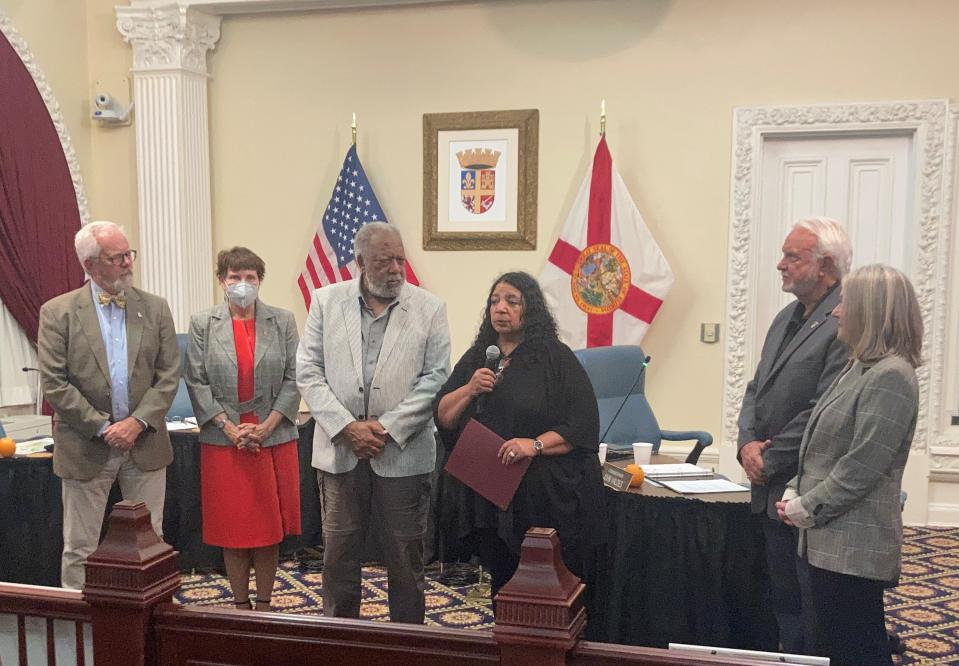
{"left": 90, "top": 281, "right": 129, "bottom": 424}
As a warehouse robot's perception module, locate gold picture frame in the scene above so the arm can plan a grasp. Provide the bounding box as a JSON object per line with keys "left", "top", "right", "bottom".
{"left": 423, "top": 109, "right": 538, "bottom": 250}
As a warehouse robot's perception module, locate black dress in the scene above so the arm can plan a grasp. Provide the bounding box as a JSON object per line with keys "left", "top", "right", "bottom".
{"left": 434, "top": 338, "right": 607, "bottom": 589}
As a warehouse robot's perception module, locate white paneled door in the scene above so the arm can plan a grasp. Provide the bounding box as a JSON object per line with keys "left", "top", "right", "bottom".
{"left": 755, "top": 132, "right": 914, "bottom": 340}
{"left": 724, "top": 101, "right": 954, "bottom": 526}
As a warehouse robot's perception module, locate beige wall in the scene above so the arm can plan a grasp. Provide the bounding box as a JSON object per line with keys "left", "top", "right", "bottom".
{"left": 206, "top": 0, "right": 959, "bottom": 440}
{"left": 9, "top": 0, "right": 957, "bottom": 441}
{"left": 82, "top": 0, "right": 140, "bottom": 253}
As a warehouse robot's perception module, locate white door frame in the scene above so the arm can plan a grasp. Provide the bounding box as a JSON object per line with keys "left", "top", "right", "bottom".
{"left": 719, "top": 100, "right": 956, "bottom": 524}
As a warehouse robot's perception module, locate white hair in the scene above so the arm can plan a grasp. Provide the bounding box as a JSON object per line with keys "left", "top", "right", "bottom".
{"left": 354, "top": 221, "right": 402, "bottom": 261}
{"left": 74, "top": 221, "right": 126, "bottom": 274}
{"left": 795, "top": 216, "right": 852, "bottom": 278}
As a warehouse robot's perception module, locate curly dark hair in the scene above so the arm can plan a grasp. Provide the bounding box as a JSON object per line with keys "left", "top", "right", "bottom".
{"left": 472, "top": 271, "right": 559, "bottom": 351}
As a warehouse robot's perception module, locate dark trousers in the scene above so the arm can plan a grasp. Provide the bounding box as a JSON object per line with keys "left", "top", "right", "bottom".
{"left": 318, "top": 462, "right": 431, "bottom": 624}
{"left": 800, "top": 558, "right": 892, "bottom": 666}
{"left": 760, "top": 515, "right": 805, "bottom": 653}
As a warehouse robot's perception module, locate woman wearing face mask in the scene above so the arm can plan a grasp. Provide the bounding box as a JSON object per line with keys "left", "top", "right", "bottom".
{"left": 185, "top": 247, "right": 301, "bottom": 611}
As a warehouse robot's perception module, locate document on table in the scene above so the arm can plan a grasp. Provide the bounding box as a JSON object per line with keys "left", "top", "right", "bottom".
{"left": 166, "top": 420, "right": 197, "bottom": 431}
{"left": 641, "top": 463, "right": 712, "bottom": 479}
{"left": 657, "top": 478, "right": 749, "bottom": 494}
{"left": 15, "top": 437, "right": 53, "bottom": 455}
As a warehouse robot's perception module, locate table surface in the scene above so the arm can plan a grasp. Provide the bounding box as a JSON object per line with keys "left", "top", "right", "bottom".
{"left": 607, "top": 454, "right": 752, "bottom": 503}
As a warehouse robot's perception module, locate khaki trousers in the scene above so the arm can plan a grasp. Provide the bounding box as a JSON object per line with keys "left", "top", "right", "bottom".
{"left": 60, "top": 447, "right": 166, "bottom": 589}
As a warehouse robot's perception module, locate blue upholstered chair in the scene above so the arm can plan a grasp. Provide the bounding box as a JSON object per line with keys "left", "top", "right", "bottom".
{"left": 574, "top": 345, "right": 713, "bottom": 464}
{"left": 166, "top": 332, "right": 194, "bottom": 421}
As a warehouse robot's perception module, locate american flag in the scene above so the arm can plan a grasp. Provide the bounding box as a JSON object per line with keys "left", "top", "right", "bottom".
{"left": 298, "top": 145, "right": 419, "bottom": 307}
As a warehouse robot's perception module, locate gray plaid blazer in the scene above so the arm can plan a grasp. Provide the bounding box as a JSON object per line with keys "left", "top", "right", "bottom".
{"left": 296, "top": 279, "right": 450, "bottom": 477}
{"left": 792, "top": 355, "right": 918, "bottom": 581}
{"left": 185, "top": 301, "right": 300, "bottom": 447}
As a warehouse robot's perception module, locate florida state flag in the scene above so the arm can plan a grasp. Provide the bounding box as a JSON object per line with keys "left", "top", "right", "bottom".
{"left": 540, "top": 137, "right": 673, "bottom": 348}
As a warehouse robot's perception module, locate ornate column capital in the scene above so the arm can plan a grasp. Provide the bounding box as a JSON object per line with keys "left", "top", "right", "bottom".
{"left": 116, "top": 4, "right": 221, "bottom": 75}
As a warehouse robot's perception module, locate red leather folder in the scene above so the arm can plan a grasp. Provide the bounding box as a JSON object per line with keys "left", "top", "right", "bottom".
{"left": 444, "top": 418, "right": 531, "bottom": 511}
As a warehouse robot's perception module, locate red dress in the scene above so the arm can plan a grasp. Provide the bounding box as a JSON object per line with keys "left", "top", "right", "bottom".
{"left": 200, "top": 318, "right": 301, "bottom": 548}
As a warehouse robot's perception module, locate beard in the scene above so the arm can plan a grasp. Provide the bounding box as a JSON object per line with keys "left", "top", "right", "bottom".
{"left": 781, "top": 272, "right": 818, "bottom": 298}
{"left": 363, "top": 271, "right": 404, "bottom": 299}
{"left": 105, "top": 272, "right": 134, "bottom": 293}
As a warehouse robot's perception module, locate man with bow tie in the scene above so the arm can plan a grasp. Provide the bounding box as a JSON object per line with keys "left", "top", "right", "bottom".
{"left": 38, "top": 221, "right": 179, "bottom": 589}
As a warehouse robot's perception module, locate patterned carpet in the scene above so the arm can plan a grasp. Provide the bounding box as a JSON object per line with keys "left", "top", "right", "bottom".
{"left": 175, "top": 526, "right": 959, "bottom": 664}
{"left": 176, "top": 554, "right": 495, "bottom": 630}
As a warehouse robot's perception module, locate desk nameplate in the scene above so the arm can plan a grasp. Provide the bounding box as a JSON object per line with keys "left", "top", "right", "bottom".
{"left": 602, "top": 462, "right": 633, "bottom": 492}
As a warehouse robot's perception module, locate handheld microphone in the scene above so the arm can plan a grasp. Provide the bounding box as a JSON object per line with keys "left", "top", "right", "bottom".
{"left": 599, "top": 355, "right": 651, "bottom": 445}
{"left": 476, "top": 345, "right": 500, "bottom": 414}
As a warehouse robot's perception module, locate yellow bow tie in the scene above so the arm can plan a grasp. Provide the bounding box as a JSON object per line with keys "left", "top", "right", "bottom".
{"left": 97, "top": 292, "right": 126, "bottom": 309}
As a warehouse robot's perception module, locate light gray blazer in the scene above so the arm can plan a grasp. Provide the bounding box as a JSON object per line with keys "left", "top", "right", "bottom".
{"left": 296, "top": 279, "right": 450, "bottom": 477}
{"left": 790, "top": 355, "right": 918, "bottom": 582}
{"left": 737, "top": 287, "right": 848, "bottom": 518}
{"left": 185, "top": 301, "right": 300, "bottom": 446}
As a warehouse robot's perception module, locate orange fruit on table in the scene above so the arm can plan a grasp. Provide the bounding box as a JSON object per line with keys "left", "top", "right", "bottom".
{"left": 0, "top": 437, "right": 16, "bottom": 458}
{"left": 624, "top": 463, "right": 645, "bottom": 487}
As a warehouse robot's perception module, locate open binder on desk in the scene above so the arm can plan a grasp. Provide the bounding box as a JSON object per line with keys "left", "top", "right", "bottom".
{"left": 445, "top": 418, "right": 531, "bottom": 510}
{"left": 641, "top": 463, "right": 712, "bottom": 479}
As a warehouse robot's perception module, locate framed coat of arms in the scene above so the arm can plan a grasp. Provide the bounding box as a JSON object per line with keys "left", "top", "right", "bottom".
{"left": 423, "top": 109, "right": 538, "bottom": 250}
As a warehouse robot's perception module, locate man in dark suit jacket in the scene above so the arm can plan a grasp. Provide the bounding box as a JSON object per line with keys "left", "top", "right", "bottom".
{"left": 38, "top": 221, "right": 179, "bottom": 589}
{"left": 737, "top": 217, "right": 851, "bottom": 653}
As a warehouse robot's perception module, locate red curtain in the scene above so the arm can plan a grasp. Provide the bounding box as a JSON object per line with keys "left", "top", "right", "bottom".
{"left": 0, "top": 29, "right": 85, "bottom": 344}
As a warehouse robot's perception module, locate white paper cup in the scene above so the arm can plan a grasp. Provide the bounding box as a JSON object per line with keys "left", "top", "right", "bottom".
{"left": 632, "top": 442, "right": 653, "bottom": 466}
{"left": 598, "top": 443, "right": 608, "bottom": 465}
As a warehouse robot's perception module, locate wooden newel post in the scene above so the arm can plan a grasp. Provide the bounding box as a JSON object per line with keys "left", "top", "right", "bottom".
{"left": 82, "top": 500, "right": 180, "bottom": 666}
{"left": 492, "top": 528, "right": 586, "bottom": 666}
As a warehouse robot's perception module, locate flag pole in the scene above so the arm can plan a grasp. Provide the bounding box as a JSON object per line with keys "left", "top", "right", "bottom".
{"left": 351, "top": 112, "right": 357, "bottom": 146}
{"left": 600, "top": 99, "right": 606, "bottom": 137}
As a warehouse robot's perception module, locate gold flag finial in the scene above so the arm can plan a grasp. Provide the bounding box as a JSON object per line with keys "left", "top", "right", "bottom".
{"left": 600, "top": 99, "right": 606, "bottom": 137}
{"left": 351, "top": 112, "right": 357, "bottom": 146}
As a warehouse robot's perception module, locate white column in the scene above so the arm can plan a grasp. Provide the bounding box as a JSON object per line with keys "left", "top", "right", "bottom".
{"left": 116, "top": 5, "right": 221, "bottom": 331}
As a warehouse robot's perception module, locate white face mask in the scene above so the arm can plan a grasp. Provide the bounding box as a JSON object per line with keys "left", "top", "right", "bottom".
{"left": 225, "top": 281, "right": 258, "bottom": 308}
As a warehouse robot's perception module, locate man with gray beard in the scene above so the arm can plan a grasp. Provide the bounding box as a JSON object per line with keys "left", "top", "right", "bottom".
{"left": 38, "top": 221, "right": 179, "bottom": 588}
{"left": 297, "top": 221, "right": 450, "bottom": 623}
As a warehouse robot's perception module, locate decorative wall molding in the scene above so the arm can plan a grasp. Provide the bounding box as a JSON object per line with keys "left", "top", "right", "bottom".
{"left": 117, "top": 5, "right": 221, "bottom": 75}
{"left": 938, "top": 108, "right": 959, "bottom": 446}
{"left": 127, "top": 0, "right": 465, "bottom": 17}
{"left": 722, "top": 100, "right": 954, "bottom": 468}
{"left": 930, "top": 446, "right": 959, "bottom": 481}
{"left": 0, "top": 9, "right": 91, "bottom": 226}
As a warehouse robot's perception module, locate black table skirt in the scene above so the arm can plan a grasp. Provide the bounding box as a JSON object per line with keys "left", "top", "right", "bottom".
{"left": 0, "top": 422, "right": 323, "bottom": 586}
{"left": 588, "top": 489, "right": 778, "bottom": 650}
{"left": 0, "top": 455, "right": 65, "bottom": 586}
{"left": 1, "top": 435, "right": 775, "bottom": 651}
{"left": 0, "top": 421, "right": 446, "bottom": 587}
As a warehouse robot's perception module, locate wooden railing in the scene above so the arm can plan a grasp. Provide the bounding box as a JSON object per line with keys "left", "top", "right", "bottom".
{"left": 0, "top": 501, "right": 772, "bottom": 666}
{"left": 0, "top": 583, "right": 90, "bottom": 665}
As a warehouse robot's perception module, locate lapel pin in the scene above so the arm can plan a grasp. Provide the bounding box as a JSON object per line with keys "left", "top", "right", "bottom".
{"left": 810, "top": 320, "right": 819, "bottom": 329}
